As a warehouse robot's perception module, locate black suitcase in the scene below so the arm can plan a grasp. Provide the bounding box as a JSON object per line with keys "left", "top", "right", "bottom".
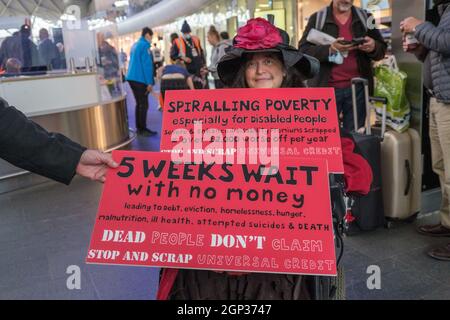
{"left": 345, "top": 78, "right": 386, "bottom": 233}
{"left": 160, "top": 76, "right": 189, "bottom": 101}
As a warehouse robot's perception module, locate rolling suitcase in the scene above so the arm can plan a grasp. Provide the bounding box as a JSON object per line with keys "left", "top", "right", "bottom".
{"left": 380, "top": 128, "right": 422, "bottom": 221}
{"left": 345, "top": 78, "right": 386, "bottom": 233}
{"left": 365, "top": 88, "right": 421, "bottom": 222}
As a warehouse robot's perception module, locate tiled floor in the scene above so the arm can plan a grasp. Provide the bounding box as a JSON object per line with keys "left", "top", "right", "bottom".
{"left": 0, "top": 82, "right": 449, "bottom": 299}
{"left": 341, "top": 214, "right": 450, "bottom": 300}
{"left": 0, "top": 82, "right": 163, "bottom": 300}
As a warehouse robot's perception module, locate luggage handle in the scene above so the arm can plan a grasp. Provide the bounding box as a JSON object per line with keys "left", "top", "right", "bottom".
{"left": 351, "top": 78, "right": 370, "bottom": 133}
{"left": 369, "top": 96, "right": 387, "bottom": 139}
{"left": 351, "top": 78, "right": 369, "bottom": 86}
{"left": 405, "top": 160, "right": 412, "bottom": 196}
{"left": 351, "top": 78, "right": 387, "bottom": 138}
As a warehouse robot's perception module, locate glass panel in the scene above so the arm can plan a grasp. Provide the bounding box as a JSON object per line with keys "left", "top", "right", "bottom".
{"left": 0, "top": 10, "right": 122, "bottom": 101}
{"left": 0, "top": 23, "right": 66, "bottom": 75}
{"left": 95, "top": 25, "right": 124, "bottom": 100}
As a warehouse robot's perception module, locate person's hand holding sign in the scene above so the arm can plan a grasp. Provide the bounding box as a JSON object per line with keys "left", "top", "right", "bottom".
{"left": 76, "top": 150, "right": 118, "bottom": 183}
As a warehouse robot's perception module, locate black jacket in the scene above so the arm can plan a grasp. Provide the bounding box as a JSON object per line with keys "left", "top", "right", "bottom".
{"left": 0, "top": 33, "right": 41, "bottom": 69}
{"left": 298, "top": 4, "right": 387, "bottom": 94}
{"left": 0, "top": 98, "right": 85, "bottom": 185}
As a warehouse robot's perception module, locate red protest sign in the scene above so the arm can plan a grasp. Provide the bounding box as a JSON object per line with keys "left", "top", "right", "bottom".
{"left": 160, "top": 88, "right": 344, "bottom": 173}
{"left": 86, "top": 151, "right": 337, "bottom": 276}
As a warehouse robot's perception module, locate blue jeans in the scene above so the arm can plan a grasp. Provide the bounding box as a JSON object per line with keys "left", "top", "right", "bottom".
{"left": 334, "top": 84, "right": 366, "bottom": 131}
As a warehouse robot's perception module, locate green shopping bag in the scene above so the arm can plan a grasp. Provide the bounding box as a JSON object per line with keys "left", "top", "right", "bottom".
{"left": 374, "top": 56, "right": 411, "bottom": 132}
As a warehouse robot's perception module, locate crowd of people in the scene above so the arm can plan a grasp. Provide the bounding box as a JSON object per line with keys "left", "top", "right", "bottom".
{"left": 124, "top": 4, "right": 388, "bottom": 138}
{"left": 125, "top": 20, "right": 232, "bottom": 136}
{"left": 0, "top": 0, "right": 449, "bottom": 301}
{"left": 0, "top": 25, "right": 65, "bottom": 74}
{"left": 122, "top": 0, "right": 450, "bottom": 263}
{"left": 123, "top": 0, "right": 450, "bottom": 300}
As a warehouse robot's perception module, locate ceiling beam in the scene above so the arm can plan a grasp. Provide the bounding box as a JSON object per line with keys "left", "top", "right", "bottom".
{"left": 0, "top": 0, "right": 14, "bottom": 17}
{"left": 13, "top": 0, "right": 32, "bottom": 16}
{"left": 30, "top": 0, "right": 43, "bottom": 25}
{"left": 32, "top": 0, "right": 43, "bottom": 15}
{"left": 47, "top": 0, "right": 63, "bottom": 15}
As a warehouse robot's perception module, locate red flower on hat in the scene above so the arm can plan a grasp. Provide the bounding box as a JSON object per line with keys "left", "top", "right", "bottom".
{"left": 234, "top": 18, "right": 282, "bottom": 50}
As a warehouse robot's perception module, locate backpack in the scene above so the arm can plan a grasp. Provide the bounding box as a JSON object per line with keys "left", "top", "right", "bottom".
{"left": 314, "top": 6, "right": 370, "bottom": 32}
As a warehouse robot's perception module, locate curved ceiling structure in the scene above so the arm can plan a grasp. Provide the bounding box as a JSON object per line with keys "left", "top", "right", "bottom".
{"left": 0, "top": 0, "right": 214, "bottom": 35}
{"left": 117, "top": 0, "right": 212, "bottom": 35}
{"left": 0, "top": 0, "right": 91, "bottom": 21}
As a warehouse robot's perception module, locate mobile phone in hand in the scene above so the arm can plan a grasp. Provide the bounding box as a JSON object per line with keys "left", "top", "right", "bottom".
{"left": 338, "top": 39, "right": 353, "bottom": 45}
{"left": 351, "top": 37, "right": 367, "bottom": 45}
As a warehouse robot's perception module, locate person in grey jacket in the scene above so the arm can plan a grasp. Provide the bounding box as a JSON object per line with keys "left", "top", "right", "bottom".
{"left": 206, "top": 26, "right": 231, "bottom": 89}
{"left": 401, "top": 0, "right": 450, "bottom": 261}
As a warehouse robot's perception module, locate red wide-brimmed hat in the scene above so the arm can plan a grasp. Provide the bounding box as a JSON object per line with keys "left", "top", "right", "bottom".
{"left": 217, "top": 18, "right": 319, "bottom": 86}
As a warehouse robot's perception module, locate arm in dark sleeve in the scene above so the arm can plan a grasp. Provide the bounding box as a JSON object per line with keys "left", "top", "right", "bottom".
{"left": 365, "top": 16, "right": 387, "bottom": 61}
{"left": 412, "top": 44, "right": 429, "bottom": 62}
{"left": 298, "top": 13, "right": 332, "bottom": 63}
{"left": 0, "top": 41, "right": 6, "bottom": 68}
{"left": 170, "top": 43, "right": 180, "bottom": 61}
{"left": 200, "top": 45, "right": 206, "bottom": 65}
{"left": 0, "top": 99, "right": 86, "bottom": 185}
{"left": 111, "top": 49, "right": 120, "bottom": 72}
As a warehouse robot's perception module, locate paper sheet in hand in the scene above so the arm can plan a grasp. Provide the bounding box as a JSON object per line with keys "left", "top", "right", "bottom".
{"left": 306, "top": 28, "right": 336, "bottom": 46}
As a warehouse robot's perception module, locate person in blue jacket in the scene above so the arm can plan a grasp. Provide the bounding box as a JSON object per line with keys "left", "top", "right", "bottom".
{"left": 126, "top": 27, "right": 157, "bottom": 136}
